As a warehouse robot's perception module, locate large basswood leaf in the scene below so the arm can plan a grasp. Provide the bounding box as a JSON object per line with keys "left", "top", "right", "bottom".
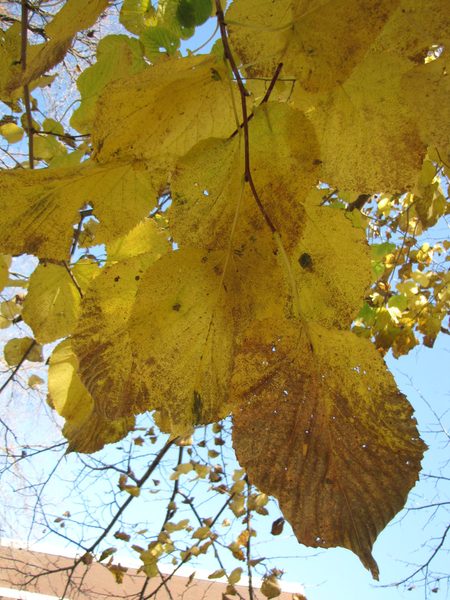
{"left": 129, "top": 249, "right": 235, "bottom": 435}
{"left": 227, "top": 0, "right": 399, "bottom": 91}
{"left": 48, "top": 340, "right": 134, "bottom": 453}
{"left": 72, "top": 254, "right": 157, "bottom": 421}
{"left": 231, "top": 318, "right": 426, "bottom": 578}
{"left": 294, "top": 52, "right": 426, "bottom": 193}
{"left": 92, "top": 55, "right": 237, "bottom": 171}
{"left": 73, "top": 249, "right": 235, "bottom": 434}
{"left": 403, "top": 53, "right": 450, "bottom": 161}
{"left": 0, "top": 161, "right": 158, "bottom": 260}
{"left": 170, "top": 103, "right": 319, "bottom": 253}
{"left": 373, "top": 0, "right": 450, "bottom": 59}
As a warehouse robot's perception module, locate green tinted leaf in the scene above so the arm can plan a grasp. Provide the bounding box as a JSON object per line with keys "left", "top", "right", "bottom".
{"left": 176, "top": 0, "right": 212, "bottom": 28}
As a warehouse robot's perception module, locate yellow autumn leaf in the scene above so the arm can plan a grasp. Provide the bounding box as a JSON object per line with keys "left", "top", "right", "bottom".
{"left": 0, "top": 255, "right": 11, "bottom": 293}
{"left": 231, "top": 318, "right": 426, "bottom": 578}
{"left": 170, "top": 103, "right": 319, "bottom": 253}
{"left": 294, "top": 52, "right": 426, "bottom": 193}
{"left": 71, "top": 35, "right": 147, "bottom": 135}
{"left": 0, "top": 24, "right": 21, "bottom": 100}
{"left": 28, "top": 374, "right": 45, "bottom": 388}
{"left": 261, "top": 575, "right": 282, "bottom": 599}
{"left": 0, "top": 122, "right": 24, "bottom": 144}
{"left": 22, "top": 263, "right": 82, "bottom": 344}
{"left": 228, "top": 567, "right": 243, "bottom": 585}
{"left": 92, "top": 55, "right": 238, "bottom": 171}
{"left": 228, "top": 0, "right": 399, "bottom": 91}
{"left": 48, "top": 339, "right": 135, "bottom": 453}
{"left": 4, "top": 337, "right": 42, "bottom": 366}
{"left": 140, "top": 542, "right": 164, "bottom": 577}
{"left": 402, "top": 52, "right": 450, "bottom": 160}
{"left": 0, "top": 161, "right": 159, "bottom": 260}
{"left": 129, "top": 249, "right": 235, "bottom": 434}
{"left": 107, "top": 218, "right": 170, "bottom": 263}
{"left": 291, "top": 190, "right": 372, "bottom": 328}
{"left": 72, "top": 254, "right": 160, "bottom": 422}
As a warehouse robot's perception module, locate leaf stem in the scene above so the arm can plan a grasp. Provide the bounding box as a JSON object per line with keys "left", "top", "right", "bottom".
{"left": 215, "top": 0, "right": 276, "bottom": 235}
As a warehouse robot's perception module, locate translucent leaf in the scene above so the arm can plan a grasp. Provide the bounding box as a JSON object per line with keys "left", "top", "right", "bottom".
{"left": 403, "top": 52, "right": 450, "bottom": 161}
{"left": 71, "top": 35, "right": 147, "bottom": 134}
{"left": 291, "top": 191, "right": 372, "bottom": 328}
{"left": 227, "top": 0, "right": 399, "bottom": 91}
{"left": 107, "top": 219, "right": 170, "bottom": 263}
{"left": 176, "top": 0, "right": 212, "bottom": 28}
{"left": 170, "top": 103, "right": 319, "bottom": 253}
{"left": 0, "top": 123, "right": 24, "bottom": 144}
{"left": 120, "top": 0, "right": 156, "bottom": 35}
{"left": 48, "top": 340, "right": 135, "bottom": 453}
{"left": 296, "top": 53, "right": 426, "bottom": 193}
{"left": 0, "top": 161, "right": 158, "bottom": 260}
{"left": 22, "top": 262, "right": 81, "bottom": 344}
{"left": 4, "top": 337, "right": 42, "bottom": 366}
{"left": 33, "top": 134, "right": 67, "bottom": 163}
{"left": 92, "top": 55, "right": 237, "bottom": 172}
{"left": 231, "top": 319, "right": 426, "bottom": 578}
{"left": 72, "top": 254, "right": 160, "bottom": 422}
{"left": 128, "top": 249, "right": 235, "bottom": 434}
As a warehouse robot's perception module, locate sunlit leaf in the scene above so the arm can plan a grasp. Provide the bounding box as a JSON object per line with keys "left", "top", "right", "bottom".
{"left": 231, "top": 319, "right": 426, "bottom": 577}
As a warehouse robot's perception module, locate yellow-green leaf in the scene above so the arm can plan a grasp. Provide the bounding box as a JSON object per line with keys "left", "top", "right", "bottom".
{"left": 0, "top": 122, "right": 24, "bottom": 144}
{"left": 22, "top": 262, "right": 82, "bottom": 344}
{"left": 4, "top": 337, "right": 42, "bottom": 366}
{"left": 48, "top": 339, "right": 135, "bottom": 453}
{"left": 71, "top": 35, "right": 147, "bottom": 134}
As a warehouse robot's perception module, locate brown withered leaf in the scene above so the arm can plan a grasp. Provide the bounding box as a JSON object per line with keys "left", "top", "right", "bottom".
{"left": 231, "top": 318, "right": 425, "bottom": 578}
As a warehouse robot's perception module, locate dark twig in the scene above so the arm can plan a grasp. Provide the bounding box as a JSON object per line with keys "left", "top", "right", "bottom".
{"left": 20, "top": 0, "right": 34, "bottom": 168}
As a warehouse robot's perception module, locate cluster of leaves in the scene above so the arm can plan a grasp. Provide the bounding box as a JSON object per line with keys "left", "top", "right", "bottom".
{"left": 0, "top": 0, "right": 449, "bottom": 592}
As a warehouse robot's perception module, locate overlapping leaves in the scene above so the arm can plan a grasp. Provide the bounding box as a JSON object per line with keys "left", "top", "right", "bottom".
{"left": 1, "top": 0, "right": 445, "bottom": 579}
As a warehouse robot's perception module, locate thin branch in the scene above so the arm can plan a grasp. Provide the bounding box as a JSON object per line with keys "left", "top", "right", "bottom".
{"left": 20, "top": 0, "right": 34, "bottom": 168}
{"left": 385, "top": 524, "right": 450, "bottom": 588}
{"left": 0, "top": 339, "right": 37, "bottom": 395}
{"left": 215, "top": 0, "right": 276, "bottom": 236}
{"left": 245, "top": 476, "right": 255, "bottom": 600}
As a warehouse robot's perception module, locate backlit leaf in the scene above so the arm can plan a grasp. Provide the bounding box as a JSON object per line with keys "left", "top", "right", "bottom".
{"left": 92, "top": 55, "right": 237, "bottom": 172}
{"left": 0, "top": 161, "right": 158, "bottom": 259}
{"left": 22, "top": 262, "right": 82, "bottom": 344}
{"left": 231, "top": 319, "right": 426, "bottom": 577}
{"left": 48, "top": 339, "right": 135, "bottom": 453}
{"left": 4, "top": 337, "right": 42, "bottom": 366}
